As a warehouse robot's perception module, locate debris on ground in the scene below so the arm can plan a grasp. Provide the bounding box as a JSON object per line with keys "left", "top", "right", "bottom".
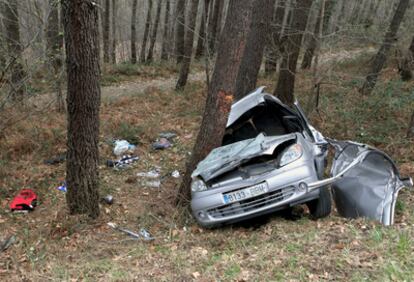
{"left": 106, "top": 155, "right": 139, "bottom": 170}
{"left": 152, "top": 137, "right": 172, "bottom": 150}
{"left": 43, "top": 153, "right": 66, "bottom": 165}
{"left": 143, "top": 180, "right": 161, "bottom": 188}
{"left": 137, "top": 169, "right": 160, "bottom": 178}
{"left": 158, "top": 131, "right": 177, "bottom": 139}
{"left": 171, "top": 170, "right": 180, "bottom": 178}
{"left": 0, "top": 235, "right": 16, "bottom": 252}
{"left": 113, "top": 140, "right": 136, "bottom": 156}
{"left": 107, "top": 222, "right": 154, "bottom": 241}
{"left": 137, "top": 168, "right": 162, "bottom": 188}
{"left": 10, "top": 189, "right": 38, "bottom": 212}
{"left": 57, "top": 181, "right": 67, "bottom": 193}
{"left": 102, "top": 195, "right": 114, "bottom": 205}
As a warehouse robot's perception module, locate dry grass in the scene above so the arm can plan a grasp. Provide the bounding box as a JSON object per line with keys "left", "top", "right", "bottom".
{"left": 0, "top": 57, "right": 413, "bottom": 281}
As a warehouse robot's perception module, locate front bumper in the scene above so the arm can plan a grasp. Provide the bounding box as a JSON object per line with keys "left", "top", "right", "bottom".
{"left": 191, "top": 162, "right": 329, "bottom": 227}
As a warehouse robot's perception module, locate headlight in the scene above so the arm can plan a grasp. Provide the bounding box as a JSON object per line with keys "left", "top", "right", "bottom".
{"left": 279, "top": 144, "right": 303, "bottom": 167}
{"left": 191, "top": 178, "right": 207, "bottom": 192}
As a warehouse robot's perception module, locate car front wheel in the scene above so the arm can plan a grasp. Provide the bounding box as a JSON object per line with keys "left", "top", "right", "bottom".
{"left": 306, "top": 186, "right": 332, "bottom": 219}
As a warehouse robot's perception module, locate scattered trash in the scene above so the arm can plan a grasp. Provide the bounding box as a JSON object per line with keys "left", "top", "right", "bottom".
{"left": 44, "top": 153, "right": 66, "bottom": 165}
{"left": 107, "top": 155, "right": 139, "bottom": 170}
{"left": 113, "top": 140, "right": 136, "bottom": 156}
{"left": 158, "top": 131, "right": 177, "bottom": 139}
{"left": 137, "top": 169, "right": 160, "bottom": 178}
{"left": 107, "top": 222, "right": 154, "bottom": 241}
{"left": 57, "top": 181, "right": 67, "bottom": 193}
{"left": 171, "top": 170, "right": 180, "bottom": 178}
{"left": 103, "top": 195, "right": 114, "bottom": 205}
{"left": 0, "top": 235, "right": 16, "bottom": 252}
{"left": 152, "top": 137, "right": 172, "bottom": 150}
{"left": 143, "top": 180, "right": 161, "bottom": 188}
{"left": 10, "top": 189, "right": 37, "bottom": 212}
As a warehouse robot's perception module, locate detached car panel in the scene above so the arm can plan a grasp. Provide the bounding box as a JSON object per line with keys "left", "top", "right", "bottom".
{"left": 190, "top": 87, "right": 412, "bottom": 228}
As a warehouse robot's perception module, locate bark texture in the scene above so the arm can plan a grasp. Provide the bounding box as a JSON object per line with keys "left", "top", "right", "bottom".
{"left": 264, "top": 0, "right": 288, "bottom": 74}
{"left": 160, "top": 0, "right": 171, "bottom": 60}
{"left": 177, "top": 0, "right": 255, "bottom": 203}
{"left": 140, "top": 0, "right": 153, "bottom": 63}
{"left": 301, "top": 0, "right": 334, "bottom": 69}
{"left": 62, "top": 0, "right": 101, "bottom": 218}
{"left": 176, "top": 0, "right": 200, "bottom": 90}
{"left": 130, "top": 0, "right": 138, "bottom": 64}
{"left": 207, "top": 0, "right": 224, "bottom": 54}
{"left": 360, "top": 0, "right": 409, "bottom": 95}
{"left": 3, "top": 0, "right": 25, "bottom": 100}
{"left": 273, "top": 0, "right": 313, "bottom": 105}
{"left": 174, "top": 0, "right": 186, "bottom": 64}
{"left": 234, "top": 0, "right": 274, "bottom": 100}
{"left": 111, "top": 0, "right": 117, "bottom": 64}
{"left": 195, "top": 0, "right": 211, "bottom": 59}
{"left": 147, "top": 0, "right": 162, "bottom": 62}
{"left": 103, "top": 0, "right": 110, "bottom": 63}
{"left": 399, "top": 36, "right": 414, "bottom": 81}
{"left": 46, "top": 0, "right": 64, "bottom": 111}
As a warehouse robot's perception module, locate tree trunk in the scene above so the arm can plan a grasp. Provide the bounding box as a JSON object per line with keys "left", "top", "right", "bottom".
{"left": 360, "top": 0, "right": 409, "bottom": 95}
{"left": 273, "top": 0, "right": 313, "bottom": 105}
{"left": 3, "top": 0, "right": 25, "bottom": 101}
{"left": 195, "top": 0, "right": 211, "bottom": 59}
{"left": 161, "top": 0, "right": 171, "bottom": 60}
{"left": 46, "top": 0, "right": 64, "bottom": 112}
{"left": 147, "top": 0, "right": 162, "bottom": 62}
{"left": 111, "top": 0, "right": 117, "bottom": 64}
{"left": 302, "top": 0, "right": 334, "bottom": 69}
{"left": 207, "top": 0, "right": 224, "bottom": 55}
{"left": 174, "top": 0, "right": 186, "bottom": 64}
{"left": 176, "top": 0, "right": 200, "bottom": 90}
{"left": 62, "top": 0, "right": 101, "bottom": 219}
{"left": 399, "top": 36, "right": 414, "bottom": 81}
{"left": 234, "top": 0, "right": 274, "bottom": 100}
{"left": 264, "top": 0, "right": 288, "bottom": 74}
{"left": 0, "top": 11, "right": 6, "bottom": 67}
{"left": 140, "top": 0, "right": 153, "bottom": 63}
{"left": 408, "top": 111, "right": 414, "bottom": 138}
{"left": 177, "top": 0, "right": 255, "bottom": 204}
{"left": 103, "top": 0, "right": 110, "bottom": 63}
{"left": 131, "top": 0, "right": 138, "bottom": 64}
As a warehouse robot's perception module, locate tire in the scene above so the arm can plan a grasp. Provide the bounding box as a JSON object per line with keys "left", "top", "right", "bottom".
{"left": 306, "top": 186, "right": 332, "bottom": 219}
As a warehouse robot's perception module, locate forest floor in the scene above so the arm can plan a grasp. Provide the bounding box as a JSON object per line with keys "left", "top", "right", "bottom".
{"left": 0, "top": 48, "right": 414, "bottom": 281}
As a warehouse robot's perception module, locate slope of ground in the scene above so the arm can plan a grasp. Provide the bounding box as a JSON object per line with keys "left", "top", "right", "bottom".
{"left": 0, "top": 50, "right": 413, "bottom": 281}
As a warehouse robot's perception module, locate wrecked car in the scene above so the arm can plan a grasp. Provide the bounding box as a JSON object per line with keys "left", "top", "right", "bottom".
{"left": 191, "top": 87, "right": 412, "bottom": 228}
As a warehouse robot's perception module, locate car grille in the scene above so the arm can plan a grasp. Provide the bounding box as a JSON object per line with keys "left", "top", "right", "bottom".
{"left": 207, "top": 186, "right": 295, "bottom": 219}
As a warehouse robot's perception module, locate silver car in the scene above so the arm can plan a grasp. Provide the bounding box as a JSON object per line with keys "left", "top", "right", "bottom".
{"left": 191, "top": 87, "right": 412, "bottom": 228}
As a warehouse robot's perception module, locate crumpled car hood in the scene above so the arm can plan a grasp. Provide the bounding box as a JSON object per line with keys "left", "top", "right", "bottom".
{"left": 191, "top": 133, "right": 297, "bottom": 182}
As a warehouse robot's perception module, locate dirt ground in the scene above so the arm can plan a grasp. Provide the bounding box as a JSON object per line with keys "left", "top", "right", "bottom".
{"left": 0, "top": 50, "right": 414, "bottom": 281}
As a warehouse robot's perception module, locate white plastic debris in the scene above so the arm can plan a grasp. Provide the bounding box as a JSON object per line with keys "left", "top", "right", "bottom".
{"left": 144, "top": 180, "right": 161, "bottom": 188}
{"left": 113, "top": 140, "right": 136, "bottom": 156}
{"left": 137, "top": 170, "right": 160, "bottom": 178}
{"left": 171, "top": 170, "right": 180, "bottom": 178}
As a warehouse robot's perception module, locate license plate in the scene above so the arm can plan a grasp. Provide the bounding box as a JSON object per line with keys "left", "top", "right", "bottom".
{"left": 223, "top": 183, "right": 268, "bottom": 204}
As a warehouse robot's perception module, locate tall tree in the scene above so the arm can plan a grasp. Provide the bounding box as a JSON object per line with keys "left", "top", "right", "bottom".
{"left": 234, "top": 0, "right": 274, "bottom": 100}
{"left": 46, "top": 0, "right": 64, "bottom": 111}
{"left": 62, "top": 0, "right": 101, "bottom": 218}
{"left": 140, "top": 0, "right": 153, "bottom": 63}
{"left": 264, "top": 0, "right": 289, "bottom": 74}
{"left": 131, "top": 0, "right": 138, "bottom": 64}
{"left": 111, "top": 0, "right": 117, "bottom": 64}
{"left": 399, "top": 36, "right": 414, "bottom": 81}
{"left": 147, "top": 0, "right": 162, "bottom": 62}
{"left": 176, "top": 0, "right": 200, "bottom": 90}
{"left": 3, "top": 0, "right": 25, "bottom": 101}
{"left": 273, "top": 0, "right": 313, "bottom": 105}
{"left": 195, "top": 0, "right": 211, "bottom": 59}
{"left": 103, "top": 0, "right": 110, "bottom": 63}
{"left": 160, "top": 0, "right": 171, "bottom": 60}
{"left": 174, "top": 0, "right": 186, "bottom": 64}
{"left": 207, "top": 0, "right": 224, "bottom": 54}
{"left": 177, "top": 0, "right": 255, "bottom": 203}
{"left": 360, "top": 0, "right": 409, "bottom": 95}
{"left": 301, "top": 0, "right": 335, "bottom": 69}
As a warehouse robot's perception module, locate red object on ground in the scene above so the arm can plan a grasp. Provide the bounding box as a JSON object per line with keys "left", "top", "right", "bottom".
{"left": 10, "top": 189, "right": 38, "bottom": 211}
